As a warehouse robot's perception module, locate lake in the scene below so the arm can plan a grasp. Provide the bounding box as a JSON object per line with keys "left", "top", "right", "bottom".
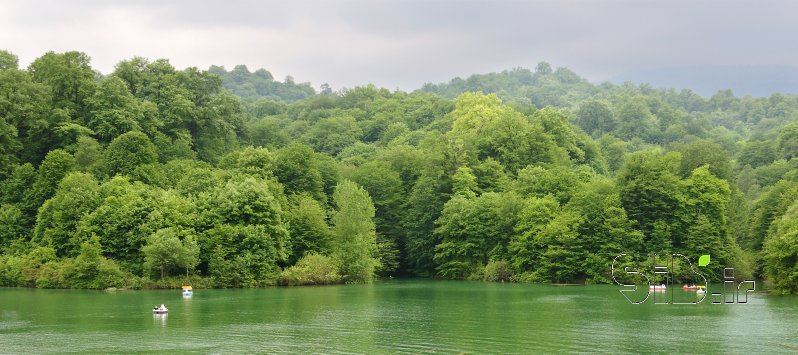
{"left": 1, "top": 280, "right": 797, "bottom": 353}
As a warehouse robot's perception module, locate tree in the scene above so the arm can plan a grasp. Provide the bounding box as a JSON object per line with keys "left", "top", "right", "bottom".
{"left": 0, "top": 163, "right": 36, "bottom": 205}
{"left": 218, "top": 146, "right": 275, "bottom": 179}
{"left": 0, "top": 68, "right": 51, "bottom": 164}
{"left": 62, "top": 236, "right": 129, "bottom": 289}
{"left": 516, "top": 165, "right": 590, "bottom": 204}
{"left": 273, "top": 143, "right": 323, "bottom": 199}
{"left": 534, "top": 107, "right": 584, "bottom": 162}
{"left": 280, "top": 253, "right": 340, "bottom": 286}
{"left": 738, "top": 140, "right": 776, "bottom": 169}
{"left": 347, "top": 160, "right": 405, "bottom": 274}
{"left": 451, "top": 166, "right": 478, "bottom": 198}
{"left": 562, "top": 179, "right": 644, "bottom": 282}
{"left": 0, "top": 50, "right": 18, "bottom": 70}
{"left": 614, "top": 97, "right": 657, "bottom": 141}
{"left": 86, "top": 76, "right": 157, "bottom": 142}
{"left": 76, "top": 178, "right": 193, "bottom": 274}
{"left": 535, "top": 62, "right": 553, "bottom": 75}
{"left": 434, "top": 192, "right": 525, "bottom": 279}
{"left": 617, "top": 150, "right": 687, "bottom": 252}
{"left": 193, "top": 92, "right": 244, "bottom": 163}
{"left": 0, "top": 204, "right": 25, "bottom": 250}
{"left": 747, "top": 180, "right": 798, "bottom": 250}
{"left": 403, "top": 168, "right": 450, "bottom": 276}
{"left": 286, "top": 195, "right": 332, "bottom": 264}
{"left": 303, "top": 116, "right": 362, "bottom": 156}
{"left": 142, "top": 227, "right": 200, "bottom": 279}
{"left": 332, "top": 180, "right": 378, "bottom": 283}
{"left": 105, "top": 131, "right": 157, "bottom": 176}
{"left": 509, "top": 196, "right": 560, "bottom": 274}
{"left": 777, "top": 121, "right": 798, "bottom": 160}
{"left": 248, "top": 117, "right": 289, "bottom": 148}
{"left": 678, "top": 140, "right": 732, "bottom": 180}
{"left": 22, "top": 149, "right": 75, "bottom": 223}
{"left": 447, "top": 92, "right": 564, "bottom": 171}
{"left": 73, "top": 136, "right": 105, "bottom": 175}
{"left": 28, "top": 51, "right": 96, "bottom": 116}
{"left": 200, "top": 176, "right": 290, "bottom": 286}
{"left": 0, "top": 114, "right": 18, "bottom": 178}
{"left": 763, "top": 199, "right": 798, "bottom": 294}
{"left": 32, "top": 172, "right": 101, "bottom": 256}
{"left": 575, "top": 101, "right": 615, "bottom": 137}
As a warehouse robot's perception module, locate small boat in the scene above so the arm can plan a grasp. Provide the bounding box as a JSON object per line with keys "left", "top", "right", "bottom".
{"left": 153, "top": 304, "right": 168, "bottom": 314}
{"left": 650, "top": 284, "right": 667, "bottom": 291}
{"left": 696, "top": 288, "right": 706, "bottom": 295}
{"left": 682, "top": 284, "right": 706, "bottom": 291}
{"left": 182, "top": 285, "right": 193, "bottom": 297}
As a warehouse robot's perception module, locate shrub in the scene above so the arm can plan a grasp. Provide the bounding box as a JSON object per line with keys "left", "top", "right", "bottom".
{"left": 483, "top": 260, "right": 513, "bottom": 282}
{"left": 280, "top": 253, "right": 341, "bottom": 286}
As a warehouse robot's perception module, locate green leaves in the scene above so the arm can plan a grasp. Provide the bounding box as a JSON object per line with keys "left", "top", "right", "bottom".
{"left": 142, "top": 227, "right": 199, "bottom": 279}
{"left": 105, "top": 131, "right": 157, "bottom": 177}
{"left": 332, "top": 179, "right": 378, "bottom": 283}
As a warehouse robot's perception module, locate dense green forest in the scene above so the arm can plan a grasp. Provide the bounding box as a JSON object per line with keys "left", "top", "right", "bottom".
{"left": 1, "top": 51, "right": 798, "bottom": 293}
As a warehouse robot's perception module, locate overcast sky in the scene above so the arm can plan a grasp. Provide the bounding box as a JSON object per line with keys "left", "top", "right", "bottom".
{"left": 2, "top": 0, "right": 797, "bottom": 91}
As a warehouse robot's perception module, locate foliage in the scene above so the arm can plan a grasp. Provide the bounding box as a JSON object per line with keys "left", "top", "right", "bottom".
{"left": 332, "top": 180, "right": 378, "bottom": 283}
{"left": 105, "top": 131, "right": 158, "bottom": 176}
{"left": 3, "top": 51, "right": 798, "bottom": 292}
{"left": 142, "top": 227, "right": 200, "bottom": 279}
{"left": 763, "top": 201, "right": 798, "bottom": 294}
{"left": 279, "top": 253, "right": 341, "bottom": 286}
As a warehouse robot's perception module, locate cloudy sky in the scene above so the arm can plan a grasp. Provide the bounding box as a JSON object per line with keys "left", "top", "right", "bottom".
{"left": 2, "top": 0, "right": 797, "bottom": 91}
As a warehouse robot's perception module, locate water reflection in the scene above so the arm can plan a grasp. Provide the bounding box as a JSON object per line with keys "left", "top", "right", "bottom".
{"left": 152, "top": 313, "right": 167, "bottom": 327}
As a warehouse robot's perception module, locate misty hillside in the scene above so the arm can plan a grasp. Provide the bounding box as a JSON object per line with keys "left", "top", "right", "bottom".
{"left": 613, "top": 64, "right": 798, "bottom": 97}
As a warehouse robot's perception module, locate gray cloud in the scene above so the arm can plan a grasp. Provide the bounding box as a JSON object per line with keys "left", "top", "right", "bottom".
{"left": 1, "top": 0, "right": 796, "bottom": 90}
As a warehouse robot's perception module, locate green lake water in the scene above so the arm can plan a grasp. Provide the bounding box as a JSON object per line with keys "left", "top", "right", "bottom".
{"left": 1, "top": 280, "right": 797, "bottom": 353}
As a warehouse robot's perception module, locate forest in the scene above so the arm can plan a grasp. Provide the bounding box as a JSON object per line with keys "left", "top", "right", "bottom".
{"left": 1, "top": 51, "right": 798, "bottom": 294}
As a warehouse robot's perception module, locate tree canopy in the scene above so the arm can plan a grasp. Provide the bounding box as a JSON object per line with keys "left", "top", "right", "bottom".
{"left": 1, "top": 50, "right": 797, "bottom": 293}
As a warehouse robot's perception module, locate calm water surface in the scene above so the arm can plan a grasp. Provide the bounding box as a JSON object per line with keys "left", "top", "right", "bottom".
{"left": 1, "top": 280, "right": 797, "bottom": 353}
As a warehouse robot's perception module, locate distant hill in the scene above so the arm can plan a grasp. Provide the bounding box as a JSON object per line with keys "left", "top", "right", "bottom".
{"left": 612, "top": 65, "right": 798, "bottom": 97}
{"left": 417, "top": 65, "right": 600, "bottom": 108}
{"left": 208, "top": 64, "right": 316, "bottom": 102}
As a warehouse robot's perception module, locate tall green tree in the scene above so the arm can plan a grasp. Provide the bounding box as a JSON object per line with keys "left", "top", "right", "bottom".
{"left": 403, "top": 168, "right": 450, "bottom": 276}
{"left": 331, "top": 180, "right": 378, "bottom": 283}
{"left": 32, "top": 172, "right": 101, "bottom": 256}
{"left": 273, "top": 143, "right": 323, "bottom": 199}
{"left": 0, "top": 67, "right": 52, "bottom": 163}
{"left": 142, "top": 227, "right": 200, "bottom": 279}
{"left": 22, "top": 149, "right": 75, "bottom": 223}
{"left": 28, "top": 51, "right": 96, "bottom": 117}
{"left": 86, "top": 76, "right": 158, "bottom": 142}
{"left": 200, "top": 176, "right": 290, "bottom": 286}
{"left": 617, "top": 150, "right": 686, "bottom": 252}
{"left": 286, "top": 195, "right": 332, "bottom": 264}
{"left": 763, "top": 200, "right": 798, "bottom": 294}
{"left": 434, "top": 192, "right": 524, "bottom": 279}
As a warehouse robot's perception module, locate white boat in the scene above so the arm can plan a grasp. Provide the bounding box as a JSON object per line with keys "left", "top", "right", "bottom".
{"left": 649, "top": 284, "right": 667, "bottom": 291}
{"left": 182, "top": 285, "right": 193, "bottom": 297}
{"left": 152, "top": 304, "right": 168, "bottom": 314}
